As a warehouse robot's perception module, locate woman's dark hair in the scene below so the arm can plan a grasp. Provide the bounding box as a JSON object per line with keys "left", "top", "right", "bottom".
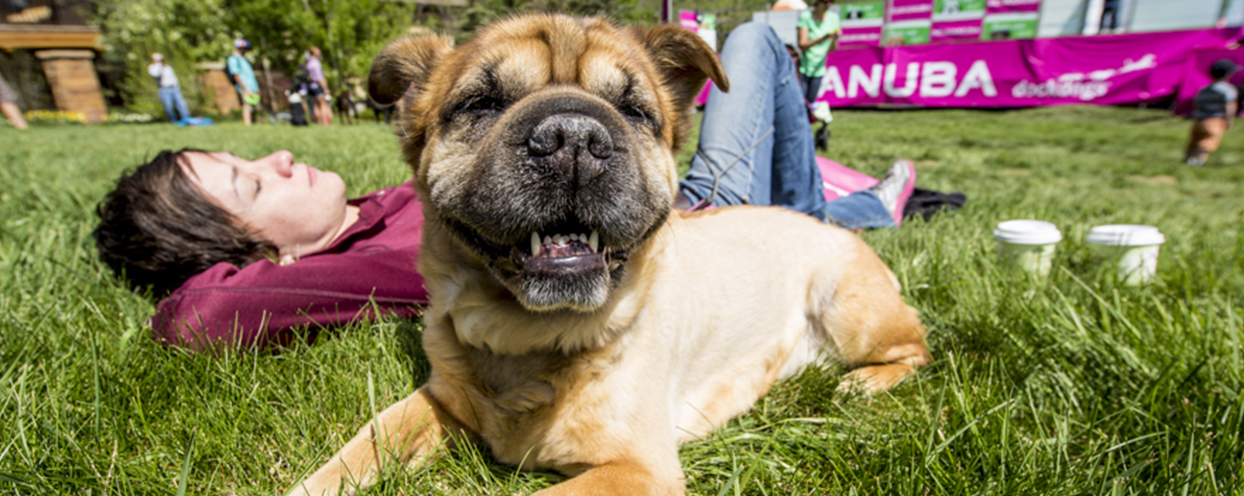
{"left": 93, "top": 148, "right": 273, "bottom": 296}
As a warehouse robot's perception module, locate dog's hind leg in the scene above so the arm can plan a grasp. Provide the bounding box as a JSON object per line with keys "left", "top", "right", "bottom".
{"left": 816, "top": 244, "right": 931, "bottom": 394}
{"left": 287, "top": 386, "right": 466, "bottom": 496}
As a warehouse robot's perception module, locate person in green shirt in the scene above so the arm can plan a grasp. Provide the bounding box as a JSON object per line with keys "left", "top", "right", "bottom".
{"left": 797, "top": 0, "right": 842, "bottom": 104}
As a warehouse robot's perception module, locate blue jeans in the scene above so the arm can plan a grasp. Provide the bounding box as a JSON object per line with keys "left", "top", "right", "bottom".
{"left": 158, "top": 86, "right": 191, "bottom": 123}
{"left": 799, "top": 73, "right": 822, "bottom": 105}
{"left": 679, "top": 22, "right": 893, "bottom": 229}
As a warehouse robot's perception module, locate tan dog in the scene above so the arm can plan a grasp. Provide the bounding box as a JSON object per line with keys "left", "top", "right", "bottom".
{"left": 290, "top": 14, "right": 930, "bottom": 496}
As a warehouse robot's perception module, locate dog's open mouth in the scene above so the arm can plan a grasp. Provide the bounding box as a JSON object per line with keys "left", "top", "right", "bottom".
{"left": 443, "top": 212, "right": 636, "bottom": 311}
{"left": 444, "top": 211, "right": 624, "bottom": 270}
{"left": 504, "top": 215, "right": 620, "bottom": 286}
{"left": 523, "top": 229, "right": 604, "bottom": 275}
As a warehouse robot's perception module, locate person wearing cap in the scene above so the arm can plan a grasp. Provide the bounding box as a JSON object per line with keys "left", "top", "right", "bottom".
{"left": 148, "top": 53, "right": 191, "bottom": 124}
{"left": 227, "top": 38, "right": 261, "bottom": 126}
{"left": 1185, "top": 58, "right": 1241, "bottom": 165}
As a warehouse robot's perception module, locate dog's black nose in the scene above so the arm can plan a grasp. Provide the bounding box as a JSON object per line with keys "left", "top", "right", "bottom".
{"left": 528, "top": 113, "right": 613, "bottom": 184}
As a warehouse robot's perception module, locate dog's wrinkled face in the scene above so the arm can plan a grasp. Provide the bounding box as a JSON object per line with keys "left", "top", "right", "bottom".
{"left": 370, "top": 15, "right": 727, "bottom": 312}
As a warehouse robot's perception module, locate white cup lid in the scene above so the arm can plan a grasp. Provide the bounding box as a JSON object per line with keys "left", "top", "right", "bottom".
{"left": 993, "top": 220, "right": 1063, "bottom": 245}
{"left": 1086, "top": 224, "right": 1165, "bottom": 246}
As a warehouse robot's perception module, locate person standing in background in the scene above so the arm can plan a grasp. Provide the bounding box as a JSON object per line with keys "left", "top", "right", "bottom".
{"left": 796, "top": 0, "right": 842, "bottom": 105}
{"left": 1185, "top": 59, "right": 1240, "bottom": 166}
{"left": 227, "top": 38, "right": 260, "bottom": 126}
{"left": 306, "top": 47, "right": 332, "bottom": 126}
{"left": 147, "top": 53, "right": 191, "bottom": 124}
{"left": 1099, "top": 0, "right": 1120, "bottom": 33}
{"left": 0, "top": 73, "right": 27, "bottom": 130}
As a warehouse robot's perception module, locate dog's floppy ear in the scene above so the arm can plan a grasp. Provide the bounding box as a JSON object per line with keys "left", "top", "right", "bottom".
{"left": 639, "top": 25, "right": 730, "bottom": 112}
{"left": 368, "top": 34, "right": 453, "bottom": 106}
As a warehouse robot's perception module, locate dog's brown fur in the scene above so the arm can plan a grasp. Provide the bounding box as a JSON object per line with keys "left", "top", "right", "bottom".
{"left": 289, "top": 15, "right": 931, "bottom": 496}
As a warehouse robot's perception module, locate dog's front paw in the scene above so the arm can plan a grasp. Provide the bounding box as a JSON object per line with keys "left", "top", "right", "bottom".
{"left": 838, "top": 362, "right": 920, "bottom": 394}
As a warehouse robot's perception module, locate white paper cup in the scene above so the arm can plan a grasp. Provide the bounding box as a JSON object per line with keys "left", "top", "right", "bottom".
{"left": 993, "top": 220, "right": 1063, "bottom": 277}
{"left": 1086, "top": 225, "right": 1165, "bottom": 285}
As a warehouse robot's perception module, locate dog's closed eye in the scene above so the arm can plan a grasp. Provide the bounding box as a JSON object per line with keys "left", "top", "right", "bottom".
{"left": 460, "top": 95, "right": 508, "bottom": 114}
{"left": 442, "top": 92, "right": 511, "bottom": 124}
{"left": 610, "top": 74, "right": 661, "bottom": 132}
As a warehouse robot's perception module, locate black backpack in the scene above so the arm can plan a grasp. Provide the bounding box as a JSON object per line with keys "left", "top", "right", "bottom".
{"left": 224, "top": 55, "right": 238, "bottom": 83}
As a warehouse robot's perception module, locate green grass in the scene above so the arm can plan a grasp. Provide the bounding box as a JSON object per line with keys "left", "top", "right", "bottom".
{"left": 2, "top": 106, "right": 1242, "bottom": 494}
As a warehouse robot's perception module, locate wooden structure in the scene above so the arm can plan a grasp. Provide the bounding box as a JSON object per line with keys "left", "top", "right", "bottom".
{"left": 32, "top": 49, "right": 105, "bottom": 122}
{"left": 197, "top": 62, "right": 241, "bottom": 115}
{"left": 1, "top": 0, "right": 106, "bottom": 123}
{"left": 0, "top": 23, "right": 97, "bottom": 50}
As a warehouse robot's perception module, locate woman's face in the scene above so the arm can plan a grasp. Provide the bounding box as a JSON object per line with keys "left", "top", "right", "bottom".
{"left": 181, "top": 151, "right": 355, "bottom": 260}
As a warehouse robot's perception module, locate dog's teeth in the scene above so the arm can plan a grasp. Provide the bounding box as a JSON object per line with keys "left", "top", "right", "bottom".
{"left": 544, "top": 235, "right": 552, "bottom": 245}
{"left": 589, "top": 231, "right": 599, "bottom": 252}
{"left": 531, "top": 232, "right": 541, "bottom": 256}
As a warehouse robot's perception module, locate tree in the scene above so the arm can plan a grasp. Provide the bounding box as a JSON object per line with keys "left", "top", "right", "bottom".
{"left": 92, "top": 0, "right": 418, "bottom": 113}
{"left": 92, "top": 0, "right": 234, "bottom": 115}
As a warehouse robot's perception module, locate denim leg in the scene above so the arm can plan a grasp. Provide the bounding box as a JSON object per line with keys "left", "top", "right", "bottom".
{"left": 823, "top": 190, "right": 895, "bottom": 229}
{"left": 680, "top": 22, "right": 779, "bottom": 208}
{"left": 158, "top": 87, "right": 177, "bottom": 122}
{"left": 171, "top": 87, "right": 191, "bottom": 121}
{"left": 769, "top": 66, "right": 826, "bottom": 219}
{"left": 799, "top": 74, "right": 822, "bottom": 104}
{"left": 680, "top": 23, "right": 827, "bottom": 218}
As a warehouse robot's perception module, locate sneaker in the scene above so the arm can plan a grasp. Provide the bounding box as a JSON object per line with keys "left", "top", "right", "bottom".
{"left": 811, "top": 101, "right": 833, "bottom": 123}
{"left": 867, "top": 160, "right": 917, "bottom": 226}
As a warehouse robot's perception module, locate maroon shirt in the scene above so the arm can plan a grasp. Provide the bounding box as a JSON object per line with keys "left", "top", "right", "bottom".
{"left": 152, "top": 182, "right": 428, "bottom": 350}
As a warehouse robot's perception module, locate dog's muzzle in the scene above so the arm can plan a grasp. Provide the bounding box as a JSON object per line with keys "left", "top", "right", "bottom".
{"left": 518, "top": 112, "right": 614, "bottom": 279}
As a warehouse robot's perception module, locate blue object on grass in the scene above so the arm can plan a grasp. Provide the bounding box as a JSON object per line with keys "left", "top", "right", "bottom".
{"left": 176, "top": 117, "right": 214, "bottom": 127}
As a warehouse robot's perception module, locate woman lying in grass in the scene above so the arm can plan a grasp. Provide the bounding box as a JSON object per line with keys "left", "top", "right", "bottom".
{"left": 95, "top": 149, "right": 429, "bottom": 350}
{"left": 93, "top": 23, "right": 920, "bottom": 350}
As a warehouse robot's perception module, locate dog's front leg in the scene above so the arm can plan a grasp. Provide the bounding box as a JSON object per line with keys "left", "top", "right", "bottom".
{"left": 287, "top": 386, "right": 465, "bottom": 496}
{"left": 535, "top": 459, "right": 685, "bottom": 496}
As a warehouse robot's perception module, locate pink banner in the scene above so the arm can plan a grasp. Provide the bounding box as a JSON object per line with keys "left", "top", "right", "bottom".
{"left": 931, "top": 19, "right": 984, "bottom": 42}
{"left": 888, "top": 0, "right": 934, "bottom": 22}
{"left": 679, "top": 10, "right": 698, "bottom": 31}
{"left": 840, "top": 26, "right": 883, "bottom": 47}
{"left": 986, "top": 0, "right": 1040, "bottom": 14}
{"left": 815, "top": 28, "right": 1243, "bottom": 108}
{"left": 1173, "top": 48, "right": 1244, "bottom": 115}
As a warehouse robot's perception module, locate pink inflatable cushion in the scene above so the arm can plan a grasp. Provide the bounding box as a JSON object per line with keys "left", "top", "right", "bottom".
{"left": 817, "top": 156, "right": 879, "bottom": 201}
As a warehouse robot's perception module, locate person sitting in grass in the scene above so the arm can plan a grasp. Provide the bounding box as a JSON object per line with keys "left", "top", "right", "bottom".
{"left": 93, "top": 22, "right": 920, "bottom": 351}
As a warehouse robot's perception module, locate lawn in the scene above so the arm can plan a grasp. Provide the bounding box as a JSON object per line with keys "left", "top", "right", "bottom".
{"left": 1, "top": 106, "right": 1242, "bottom": 495}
